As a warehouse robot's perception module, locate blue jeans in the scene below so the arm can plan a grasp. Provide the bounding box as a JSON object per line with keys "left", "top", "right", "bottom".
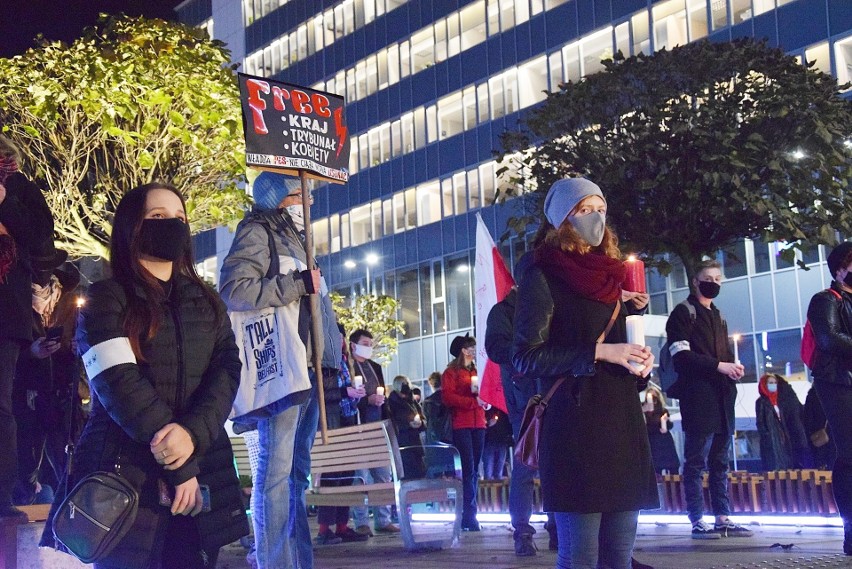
{"left": 453, "top": 428, "right": 485, "bottom": 525}
{"left": 482, "top": 442, "right": 507, "bottom": 479}
{"left": 253, "top": 404, "right": 300, "bottom": 569}
{"left": 289, "top": 378, "right": 319, "bottom": 569}
{"left": 554, "top": 511, "right": 638, "bottom": 569}
{"left": 503, "top": 375, "right": 539, "bottom": 536}
{"left": 351, "top": 466, "right": 393, "bottom": 529}
{"left": 683, "top": 431, "right": 732, "bottom": 523}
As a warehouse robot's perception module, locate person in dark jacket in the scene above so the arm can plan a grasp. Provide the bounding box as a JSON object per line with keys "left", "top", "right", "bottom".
{"left": 482, "top": 407, "right": 511, "bottom": 479}
{"left": 485, "top": 280, "right": 557, "bottom": 555}
{"left": 642, "top": 383, "right": 680, "bottom": 475}
{"left": 776, "top": 375, "right": 810, "bottom": 468}
{"left": 388, "top": 375, "right": 426, "bottom": 479}
{"left": 755, "top": 374, "right": 793, "bottom": 471}
{"left": 443, "top": 334, "right": 488, "bottom": 532}
{"left": 807, "top": 241, "right": 852, "bottom": 555}
{"left": 41, "top": 183, "right": 248, "bottom": 568}
{"left": 803, "top": 384, "right": 835, "bottom": 470}
{"left": 512, "top": 178, "right": 657, "bottom": 569}
{"left": 0, "top": 135, "right": 57, "bottom": 519}
{"left": 666, "top": 259, "right": 752, "bottom": 540}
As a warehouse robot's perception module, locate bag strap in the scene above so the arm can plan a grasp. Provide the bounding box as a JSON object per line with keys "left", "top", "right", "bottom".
{"left": 827, "top": 288, "right": 842, "bottom": 300}
{"left": 543, "top": 301, "right": 621, "bottom": 405}
{"left": 596, "top": 301, "right": 621, "bottom": 344}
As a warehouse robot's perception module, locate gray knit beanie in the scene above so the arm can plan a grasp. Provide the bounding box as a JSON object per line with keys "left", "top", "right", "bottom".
{"left": 543, "top": 177, "right": 605, "bottom": 228}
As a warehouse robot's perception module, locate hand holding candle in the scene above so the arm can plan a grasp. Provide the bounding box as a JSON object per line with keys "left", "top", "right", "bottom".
{"left": 625, "top": 315, "right": 647, "bottom": 372}
{"left": 623, "top": 255, "right": 647, "bottom": 294}
{"left": 470, "top": 375, "right": 479, "bottom": 394}
{"left": 732, "top": 334, "right": 740, "bottom": 364}
{"left": 352, "top": 375, "right": 363, "bottom": 389}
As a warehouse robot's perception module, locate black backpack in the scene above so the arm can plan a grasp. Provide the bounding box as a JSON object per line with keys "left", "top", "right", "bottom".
{"left": 423, "top": 392, "right": 453, "bottom": 444}
{"left": 658, "top": 300, "right": 696, "bottom": 399}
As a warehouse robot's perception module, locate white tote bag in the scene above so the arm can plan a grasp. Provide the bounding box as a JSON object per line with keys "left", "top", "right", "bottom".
{"left": 229, "top": 299, "right": 311, "bottom": 422}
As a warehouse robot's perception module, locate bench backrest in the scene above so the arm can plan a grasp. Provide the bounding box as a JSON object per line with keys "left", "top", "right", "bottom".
{"left": 311, "top": 420, "right": 403, "bottom": 481}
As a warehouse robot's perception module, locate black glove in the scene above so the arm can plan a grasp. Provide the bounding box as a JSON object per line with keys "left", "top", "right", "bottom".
{"left": 295, "top": 270, "right": 316, "bottom": 294}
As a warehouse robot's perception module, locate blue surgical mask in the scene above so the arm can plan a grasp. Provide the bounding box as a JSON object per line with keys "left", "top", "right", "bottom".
{"left": 568, "top": 211, "right": 606, "bottom": 247}
{"left": 767, "top": 383, "right": 778, "bottom": 393}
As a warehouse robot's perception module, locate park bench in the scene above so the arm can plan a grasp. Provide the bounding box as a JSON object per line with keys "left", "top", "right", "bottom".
{"left": 306, "top": 420, "right": 463, "bottom": 551}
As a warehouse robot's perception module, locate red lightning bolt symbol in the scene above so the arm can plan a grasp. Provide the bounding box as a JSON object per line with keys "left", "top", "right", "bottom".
{"left": 334, "top": 107, "right": 348, "bottom": 159}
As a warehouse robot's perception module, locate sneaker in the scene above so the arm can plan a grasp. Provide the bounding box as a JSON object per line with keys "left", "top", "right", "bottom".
{"left": 691, "top": 520, "right": 721, "bottom": 540}
{"left": 314, "top": 529, "right": 343, "bottom": 546}
{"left": 713, "top": 519, "right": 753, "bottom": 537}
{"left": 514, "top": 532, "right": 537, "bottom": 557}
{"left": 375, "top": 523, "right": 401, "bottom": 534}
{"left": 461, "top": 521, "right": 481, "bottom": 532}
{"left": 335, "top": 527, "right": 369, "bottom": 542}
{"left": 355, "top": 525, "right": 373, "bottom": 537}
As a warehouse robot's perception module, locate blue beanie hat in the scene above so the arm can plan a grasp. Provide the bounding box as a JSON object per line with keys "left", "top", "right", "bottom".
{"left": 543, "top": 177, "right": 605, "bottom": 228}
{"left": 252, "top": 171, "right": 301, "bottom": 211}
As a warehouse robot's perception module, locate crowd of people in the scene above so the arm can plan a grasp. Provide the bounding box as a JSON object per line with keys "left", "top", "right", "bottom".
{"left": 1, "top": 140, "right": 850, "bottom": 569}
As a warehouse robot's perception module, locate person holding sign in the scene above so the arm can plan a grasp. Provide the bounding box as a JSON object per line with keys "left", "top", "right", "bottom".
{"left": 41, "top": 183, "right": 248, "bottom": 568}
{"left": 219, "top": 171, "right": 341, "bottom": 569}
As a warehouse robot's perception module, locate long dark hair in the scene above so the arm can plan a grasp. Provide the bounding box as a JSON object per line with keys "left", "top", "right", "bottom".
{"left": 110, "top": 182, "right": 221, "bottom": 360}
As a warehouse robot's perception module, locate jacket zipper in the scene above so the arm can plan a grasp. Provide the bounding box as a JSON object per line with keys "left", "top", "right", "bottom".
{"left": 68, "top": 501, "right": 110, "bottom": 531}
{"left": 170, "top": 290, "right": 186, "bottom": 409}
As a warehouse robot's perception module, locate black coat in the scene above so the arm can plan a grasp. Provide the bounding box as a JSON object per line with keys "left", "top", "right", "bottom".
{"left": 776, "top": 379, "right": 808, "bottom": 453}
{"left": 666, "top": 295, "right": 737, "bottom": 436}
{"left": 803, "top": 386, "right": 836, "bottom": 469}
{"left": 0, "top": 173, "right": 52, "bottom": 343}
{"left": 512, "top": 263, "right": 658, "bottom": 514}
{"left": 40, "top": 276, "right": 249, "bottom": 567}
{"left": 807, "top": 283, "right": 852, "bottom": 387}
{"left": 644, "top": 399, "right": 680, "bottom": 473}
{"left": 388, "top": 390, "right": 425, "bottom": 478}
{"left": 755, "top": 396, "right": 792, "bottom": 471}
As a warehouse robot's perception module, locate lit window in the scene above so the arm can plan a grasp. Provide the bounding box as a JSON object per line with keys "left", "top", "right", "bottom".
{"left": 377, "top": 49, "right": 389, "bottom": 88}
{"left": 366, "top": 55, "right": 378, "bottom": 94}
{"left": 401, "top": 112, "right": 415, "bottom": 152}
{"left": 835, "top": 35, "right": 852, "bottom": 86}
{"left": 731, "top": 0, "right": 752, "bottom": 24}
{"left": 453, "top": 172, "right": 468, "bottom": 214}
{"left": 805, "top": 42, "right": 831, "bottom": 75}
{"left": 463, "top": 86, "right": 478, "bottom": 129}
{"left": 382, "top": 200, "right": 393, "bottom": 235}
{"left": 387, "top": 44, "right": 401, "bottom": 85}
{"left": 563, "top": 42, "right": 581, "bottom": 81}
{"left": 442, "top": 179, "right": 455, "bottom": 217}
{"left": 753, "top": 0, "right": 775, "bottom": 16}
{"left": 411, "top": 28, "right": 435, "bottom": 71}
{"left": 548, "top": 52, "right": 564, "bottom": 90}
{"left": 417, "top": 183, "right": 442, "bottom": 226}
{"left": 371, "top": 200, "right": 383, "bottom": 240}
{"left": 460, "top": 1, "right": 487, "bottom": 49}
{"left": 350, "top": 205, "right": 371, "bottom": 246}
{"left": 487, "top": 0, "right": 500, "bottom": 36}
{"left": 438, "top": 93, "right": 464, "bottom": 139}
{"left": 447, "top": 13, "right": 461, "bottom": 58}
{"left": 489, "top": 76, "right": 505, "bottom": 119}
{"left": 468, "top": 168, "right": 482, "bottom": 210}
{"left": 435, "top": 20, "right": 448, "bottom": 63}
{"left": 391, "top": 120, "right": 402, "bottom": 156}
{"left": 615, "top": 22, "right": 630, "bottom": 57}
{"left": 687, "top": 0, "right": 708, "bottom": 40}
{"left": 653, "top": 0, "right": 688, "bottom": 51}
{"left": 340, "top": 213, "right": 350, "bottom": 249}
{"left": 514, "top": 0, "right": 529, "bottom": 26}
{"left": 477, "top": 83, "right": 490, "bottom": 122}
{"left": 404, "top": 189, "right": 417, "bottom": 230}
{"left": 313, "top": 219, "right": 330, "bottom": 255}
{"left": 426, "top": 105, "right": 439, "bottom": 144}
{"left": 378, "top": 123, "right": 391, "bottom": 163}
{"left": 632, "top": 12, "right": 651, "bottom": 55}
{"left": 480, "top": 163, "right": 496, "bottom": 206}
{"left": 710, "top": 0, "right": 728, "bottom": 31}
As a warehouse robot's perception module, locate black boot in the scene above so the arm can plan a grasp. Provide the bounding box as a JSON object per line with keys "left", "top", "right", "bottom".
{"left": 844, "top": 520, "right": 851, "bottom": 556}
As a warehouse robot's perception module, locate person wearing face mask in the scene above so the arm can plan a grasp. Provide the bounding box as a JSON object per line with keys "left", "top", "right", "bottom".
{"left": 755, "top": 374, "right": 793, "bottom": 471}
{"left": 40, "top": 183, "right": 249, "bottom": 568}
{"left": 665, "top": 259, "right": 750, "bottom": 540}
{"left": 512, "top": 178, "right": 657, "bottom": 569}
{"left": 807, "top": 241, "right": 852, "bottom": 556}
{"left": 219, "top": 170, "right": 340, "bottom": 569}
{"left": 348, "top": 328, "right": 401, "bottom": 535}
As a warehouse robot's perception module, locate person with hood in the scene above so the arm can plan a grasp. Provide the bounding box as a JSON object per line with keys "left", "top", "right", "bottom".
{"left": 776, "top": 375, "right": 810, "bottom": 468}
{"left": 642, "top": 383, "right": 680, "bottom": 475}
{"left": 41, "top": 183, "right": 248, "bottom": 568}
{"left": 442, "top": 334, "right": 488, "bottom": 531}
{"left": 806, "top": 241, "right": 852, "bottom": 556}
{"left": 755, "top": 374, "right": 793, "bottom": 471}
{"left": 219, "top": 171, "right": 341, "bottom": 569}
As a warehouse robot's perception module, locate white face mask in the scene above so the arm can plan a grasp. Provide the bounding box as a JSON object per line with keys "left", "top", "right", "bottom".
{"left": 352, "top": 343, "right": 373, "bottom": 360}
{"left": 285, "top": 205, "right": 305, "bottom": 231}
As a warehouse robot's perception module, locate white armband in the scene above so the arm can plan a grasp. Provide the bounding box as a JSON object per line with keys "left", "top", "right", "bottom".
{"left": 82, "top": 337, "right": 137, "bottom": 380}
{"left": 669, "top": 340, "right": 691, "bottom": 356}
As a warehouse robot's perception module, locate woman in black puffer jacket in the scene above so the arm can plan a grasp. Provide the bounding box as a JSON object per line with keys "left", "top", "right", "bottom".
{"left": 40, "top": 183, "right": 248, "bottom": 568}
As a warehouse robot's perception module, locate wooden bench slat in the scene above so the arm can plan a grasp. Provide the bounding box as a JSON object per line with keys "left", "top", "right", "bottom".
{"left": 314, "top": 422, "right": 387, "bottom": 437}
{"left": 311, "top": 482, "right": 395, "bottom": 495}
{"left": 312, "top": 459, "right": 393, "bottom": 474}
{"left": 311, "top": 438, "right": 390, "bottom": 455}
{"left": 313, "top": 431, "right": 388, "bottom": 447}
{"left": 312, "top": 448, "right": 392, "bottom": 465}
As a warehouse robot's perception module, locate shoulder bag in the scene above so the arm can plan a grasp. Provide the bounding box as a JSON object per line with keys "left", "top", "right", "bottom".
{"left": 514, "top": 301, "right": 621, "bottom": 469}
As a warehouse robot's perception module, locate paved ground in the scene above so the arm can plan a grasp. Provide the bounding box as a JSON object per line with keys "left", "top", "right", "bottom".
{"left": 209, "top": 520, "right": 851, "bottom": 569}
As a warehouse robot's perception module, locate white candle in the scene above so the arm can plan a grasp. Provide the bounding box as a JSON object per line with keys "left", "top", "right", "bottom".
{"left": 732, "top": 334, "right": 741, "bottom": 364}
{"left": 352, "top": 375, "right": 363, "bottom": 389}
{"left": 376, "top": 386, "right": 385, "bottom": 397}
{"left": 625, "top": 315, "right": 646, "bottom": 371}
{"left": 470, "top": 375, "right": 479, "bottom": 393}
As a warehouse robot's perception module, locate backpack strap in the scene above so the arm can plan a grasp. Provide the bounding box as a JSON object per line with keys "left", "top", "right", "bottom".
{"left": 827, "top": 288, "right": 842, "bottom": 300}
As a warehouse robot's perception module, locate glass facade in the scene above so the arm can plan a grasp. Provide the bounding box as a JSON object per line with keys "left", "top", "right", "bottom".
{"left": 188, "top": 0, "right": 851, "bottom": 393}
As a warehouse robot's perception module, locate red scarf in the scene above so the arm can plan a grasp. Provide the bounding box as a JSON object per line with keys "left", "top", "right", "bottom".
{"left": 0, "top": 157, "right": 18, "bottom": 185}
{"left": 534, "top": 246, "right": 625, "bottom": 304}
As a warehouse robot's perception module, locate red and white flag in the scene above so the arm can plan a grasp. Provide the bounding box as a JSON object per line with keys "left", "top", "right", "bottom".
{"left": 474, "top": 213, "right": 514, "bottom": 414}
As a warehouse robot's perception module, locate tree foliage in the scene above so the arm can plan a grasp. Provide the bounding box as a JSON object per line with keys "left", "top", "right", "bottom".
{"left": 330, "top": 292, "right": 406, "bottom": 366}
{"left": 0, "top": 15, "right": 251, "bottom": 259}
{"left": 500, "top": 39, "right": 852, "bottom": 281}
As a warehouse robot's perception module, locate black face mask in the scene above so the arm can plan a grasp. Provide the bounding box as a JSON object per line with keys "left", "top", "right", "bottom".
{"left": 844, "top": 271, "right": 852, "bottom": 288}
{"left": 697, "top": 280, "right": 721, "bottom": 299}
{"left": 138, "top": 218, "right": 190, "bottom": 262}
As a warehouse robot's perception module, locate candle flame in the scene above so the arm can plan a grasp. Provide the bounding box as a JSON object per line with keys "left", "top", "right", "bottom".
{"left": 627, "top": 255, "right": 637, "bottom": 262}
{"left": 732, "top": 334, "right": 741, "bottom": 342}
{"left": 76, "top": 297, "right": 86, "bottom": 308}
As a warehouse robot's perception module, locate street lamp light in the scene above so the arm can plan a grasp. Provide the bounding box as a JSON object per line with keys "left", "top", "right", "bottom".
{"left": 345, "top": 253, "right": 380, "bottom": 295}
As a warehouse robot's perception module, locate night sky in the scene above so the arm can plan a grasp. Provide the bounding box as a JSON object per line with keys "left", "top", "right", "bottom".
{"left": 1, "top": 0, "right": 183, "bottom": 58}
